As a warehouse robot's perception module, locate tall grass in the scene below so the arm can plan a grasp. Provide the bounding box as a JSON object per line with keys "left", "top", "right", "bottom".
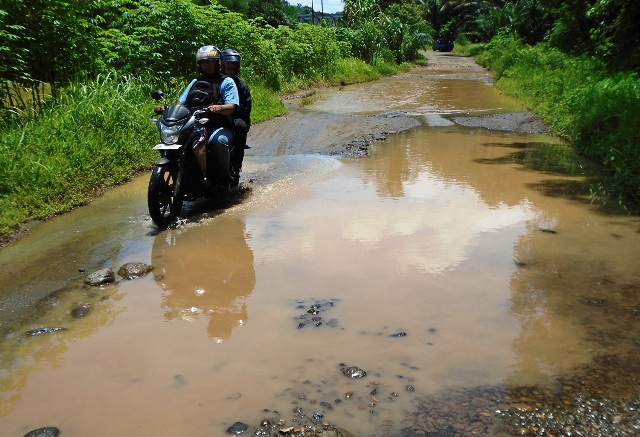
{"left": 276, "top": 57, "right": 396, "bottom": 94}
{"left": 476, "top": 36, "right": 640, "bottom": 206}
{"left": 0, "top": 74, "right": 158, "bottom": 234}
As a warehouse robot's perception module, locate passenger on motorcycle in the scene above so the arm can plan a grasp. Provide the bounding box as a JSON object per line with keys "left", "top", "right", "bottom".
{"left": 178, "top": 45, "right": 239, "bottom": 187}
{"left": 221, "top": 48, "right": 252, "bottom": 178}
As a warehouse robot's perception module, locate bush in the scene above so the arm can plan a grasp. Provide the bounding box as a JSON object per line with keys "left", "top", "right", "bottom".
{"left": 568, "top": 73, "right": 640, "bottom": 200}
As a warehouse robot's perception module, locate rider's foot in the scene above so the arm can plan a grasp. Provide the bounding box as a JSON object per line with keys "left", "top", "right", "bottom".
{"left": 229, "top": 164, "right": 241, "bottom": 188}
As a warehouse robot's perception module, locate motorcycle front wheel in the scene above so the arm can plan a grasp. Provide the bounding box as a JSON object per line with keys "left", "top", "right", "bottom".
{"left": 148, "top": 165, "right": 183, "bottom": 228}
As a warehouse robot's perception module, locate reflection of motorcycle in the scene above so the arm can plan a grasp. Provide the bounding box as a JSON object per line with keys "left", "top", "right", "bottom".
{"left": 148, "top": 90, "right": 235, "bottom": 228}
{"left": 151, "top": 218, "right": 256, "bottom": 342}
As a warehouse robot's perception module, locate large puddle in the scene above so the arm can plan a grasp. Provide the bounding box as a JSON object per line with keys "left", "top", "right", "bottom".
{"left": 1, "top": 63, "right": 640, "bottom": 436}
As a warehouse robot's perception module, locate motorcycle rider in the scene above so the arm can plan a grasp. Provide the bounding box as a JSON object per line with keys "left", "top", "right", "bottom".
{"left": 178, "top": 45, "right": 239, "bottom": 187}
{"left": 221, "top": 48, "right": 252, "bottom": 180}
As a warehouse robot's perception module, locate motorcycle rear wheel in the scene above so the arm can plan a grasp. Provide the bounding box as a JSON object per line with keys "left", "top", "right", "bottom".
{"left": 148, "top": 165, "right": 183, "bottom": 228}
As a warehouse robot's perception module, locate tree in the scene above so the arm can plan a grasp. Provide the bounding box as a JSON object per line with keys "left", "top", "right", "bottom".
{"left": 586, "top": 0, "right": 640, "bottom": 71}
{"left": 246, "top": 0, "right": 291, "bottom": 26}
{"left": 343, "top": 0, "right": 384, "bottom": 62}
{"left": 216, "top": 0, "right": 250, "bottom": 14}
{"left": 343, "top": 0, "right": 380, "bottom": 26}
{"left": 547, "top": 0, "right": 640, "bottom": 71}
{"left": 384, "top": 2, "right": 431, "bottom": 62}
{"left": 421, "top": 0, "right": 460, "bottom": 36}
{"left": 512, "top": 0, "right": 555, "bottom": 45}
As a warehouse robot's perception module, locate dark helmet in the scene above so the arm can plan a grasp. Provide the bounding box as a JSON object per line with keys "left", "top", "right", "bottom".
{"left": 221, "top": 48, "right": 242, "bottom": 75}
{"left": 221, "top": 49, "right": 241, "bottom": 63}
{"left": 196, "top": 45, "right": 221, "bottom": 64}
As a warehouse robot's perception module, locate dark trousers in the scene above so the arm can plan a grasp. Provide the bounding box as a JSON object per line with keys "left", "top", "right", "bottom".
{"left": 231, "top": 118, "right": 249, "bottom": 170}
{"left": 207, "top": 126, "right": 234, "bottom": 185}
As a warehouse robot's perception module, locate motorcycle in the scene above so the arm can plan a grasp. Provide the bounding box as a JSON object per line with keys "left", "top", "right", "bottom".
{"left": 148, "top": 90, "right": 237, "bottom": 228}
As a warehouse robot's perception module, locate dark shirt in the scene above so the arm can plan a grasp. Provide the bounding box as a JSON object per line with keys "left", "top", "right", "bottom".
{"left": 230, "top": 76, "right": 252, "bottom": 128}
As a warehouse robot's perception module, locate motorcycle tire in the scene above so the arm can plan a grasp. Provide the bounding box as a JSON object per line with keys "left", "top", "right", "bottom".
{"left": 148, "top": 165, "right": 183, "bottom": 228}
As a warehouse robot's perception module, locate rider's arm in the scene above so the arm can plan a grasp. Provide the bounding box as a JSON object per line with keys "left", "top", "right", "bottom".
{"left": 177, "top": 79, "right": 197, "bottom": 105}
{"left": 208, "top": 77, "right": 239, "bottom": 115}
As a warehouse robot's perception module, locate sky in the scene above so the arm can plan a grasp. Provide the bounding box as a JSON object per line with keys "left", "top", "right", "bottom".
{"left": 287, "top": 0, "right": 344, "bottom": 14}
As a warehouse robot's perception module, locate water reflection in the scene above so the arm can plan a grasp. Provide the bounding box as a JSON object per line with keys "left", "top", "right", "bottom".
{"left": 346, "top": 129, "right": 537, "bottom": 274}
{"left": 151, "top": 217, "right": 255, "bottom": 342}
{"left": 312, "top": 74, "right": 524, "bottom": 116}
{"left": 330, "top": 124, "right": 601, "bottom": 383}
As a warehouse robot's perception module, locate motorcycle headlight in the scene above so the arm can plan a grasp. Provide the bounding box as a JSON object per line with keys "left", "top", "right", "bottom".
{"left": 159, "top": 123, "right": 182, "bottom": 144}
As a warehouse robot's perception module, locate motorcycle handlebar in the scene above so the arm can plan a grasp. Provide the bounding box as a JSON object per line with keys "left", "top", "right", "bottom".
{"left": 151, "top": 106, "right": 211, "bottom": 119}
{"left": 193, "top": 108, "right": 213, "bottom": 119}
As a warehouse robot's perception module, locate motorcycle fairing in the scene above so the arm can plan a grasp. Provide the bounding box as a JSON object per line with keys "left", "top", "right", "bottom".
{"left": 162, "top": 105, "right": 191, "bottom": 125}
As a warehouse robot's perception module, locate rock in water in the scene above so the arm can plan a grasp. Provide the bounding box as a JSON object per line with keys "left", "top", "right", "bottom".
{"left": 22, "top": 327, "right": 67, "bottom": 337}
{"left": 24, "top": 427, "right": 60, "bottom": 437}
{"left": 227, "top": 421, "right": 249, "bottom": 434}
{"left": 84, "top": 268, "right": 115, "bottom": 285}
{"left": 340, "top": 364, "right": 367, "bottom": 378}
{"left": 118, "top": 262, "right": 154, "bottom": 279}
{"left": 71, "top": 306, "right": 90, "bottom": 318}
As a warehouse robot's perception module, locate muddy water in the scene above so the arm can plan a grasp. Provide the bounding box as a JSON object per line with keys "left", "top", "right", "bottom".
{"left": 2, "top": 67, "right": 640, "bottom": 436}
{"left": 311, "top": 67, "right": 517, "bottom": 116}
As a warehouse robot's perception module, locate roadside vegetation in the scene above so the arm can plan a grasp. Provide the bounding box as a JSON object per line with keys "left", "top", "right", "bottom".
{"left": 1, "top": 0, "right": 639, "bottom": 238}
{"left": 476, "top": 37, "right": 640, "bottom": 207}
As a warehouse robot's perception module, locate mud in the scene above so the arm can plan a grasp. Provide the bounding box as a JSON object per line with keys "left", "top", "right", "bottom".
{"left": 248, "top": 51, "right": 548, "bottom": 158}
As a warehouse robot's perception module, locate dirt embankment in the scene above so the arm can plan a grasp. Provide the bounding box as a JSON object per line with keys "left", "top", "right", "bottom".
{"left": 248, "top": 51, "right": 547, "bottom": 158}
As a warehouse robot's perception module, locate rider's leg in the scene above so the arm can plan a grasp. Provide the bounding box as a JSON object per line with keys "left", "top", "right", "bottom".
{"left": 231, "top": 118, "right": 248, "bottom": 175}
{"left": 207, "top": 126, "right": 234, "bottom": 186}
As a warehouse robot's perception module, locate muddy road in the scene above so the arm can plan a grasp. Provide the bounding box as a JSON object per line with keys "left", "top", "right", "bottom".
{"left": 1, "top": 51, "right": 640, "bottom": 436}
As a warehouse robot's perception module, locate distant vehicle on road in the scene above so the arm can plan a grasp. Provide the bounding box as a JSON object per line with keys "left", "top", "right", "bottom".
{"left": 433, "top": 39, "right": 454, "bottom": 52}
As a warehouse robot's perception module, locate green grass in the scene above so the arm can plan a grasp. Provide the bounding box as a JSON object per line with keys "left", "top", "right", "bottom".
{"left": 250, "top": 84, "right": 286, "bottom": 123}
{"left": 300, "top": 91, "right": 319, "bottom": 107}
{"left": 0, "top": 74, "right": 158, "bottom": 235}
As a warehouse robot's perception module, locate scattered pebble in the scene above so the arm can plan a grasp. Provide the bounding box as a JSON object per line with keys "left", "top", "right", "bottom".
{"left": 295, "top": 299, "right": 340, "bottom": 329}
{"left": 118, "top": 262, "right": 154, "bottom": 279}
{"left": 340, "top": 363, "right": 367, "bottom": 378}
{"left": 70, "top": 306, "right": 90, "bottom": 318}
{"left": 226, "top": 421, "right": 248, "bottom": 434}
{"left": 84, "top": 268, "right": 115, "bottom": 286}
{"left": 390, "top": 332, "right": 407, "bottom": 337}
{"left": 24, "top": 428, "right": 60, "bottom": 437}
{"left": 21, "top": 327, "right": 67, "bottom": 337}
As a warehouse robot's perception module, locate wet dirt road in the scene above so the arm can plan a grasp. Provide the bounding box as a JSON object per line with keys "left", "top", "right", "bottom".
{"left": 1, "top": 52, "right": 640, "bottom": 436}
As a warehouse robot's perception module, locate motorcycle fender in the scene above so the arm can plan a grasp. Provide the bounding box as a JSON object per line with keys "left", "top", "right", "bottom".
{"left": 155, "top": 157, "right": 173, "bottom": 166}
